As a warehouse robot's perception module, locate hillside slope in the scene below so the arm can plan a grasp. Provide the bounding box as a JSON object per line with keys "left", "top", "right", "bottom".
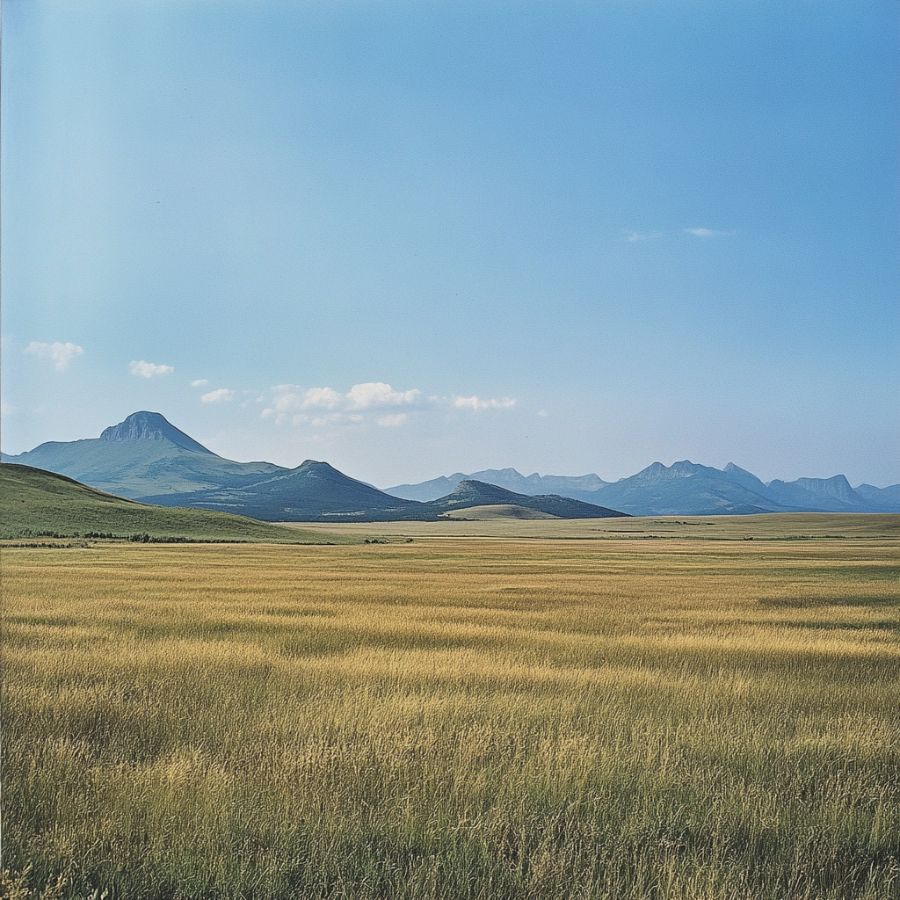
{"left": 0, "top": 464, "right": 335, "bottom": 542}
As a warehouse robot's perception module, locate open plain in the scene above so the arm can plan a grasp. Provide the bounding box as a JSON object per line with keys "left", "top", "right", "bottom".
{"left": 3, "top": 515, "right": 898, "bottom": 898}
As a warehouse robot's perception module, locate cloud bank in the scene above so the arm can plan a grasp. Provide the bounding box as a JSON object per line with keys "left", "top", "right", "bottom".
{"left": 262, "top": 382, "right": 516, "bottom": 428}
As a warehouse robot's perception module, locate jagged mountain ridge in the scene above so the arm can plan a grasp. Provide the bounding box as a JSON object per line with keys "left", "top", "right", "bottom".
{"left": 387, "top": 468, "right": 608, "bottom": 502}
{"left": 387, "top": 460, "right": 900, "bottom": 515}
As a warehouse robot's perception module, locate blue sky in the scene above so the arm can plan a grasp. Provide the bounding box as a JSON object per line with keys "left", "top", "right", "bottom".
{"left": 3, "top": 0, "right": 898, "bottom": 486}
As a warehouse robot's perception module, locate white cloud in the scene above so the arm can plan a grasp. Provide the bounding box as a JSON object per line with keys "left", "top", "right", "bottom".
{"left": 263, "top": 381, "right": 421, "bottom": 424}
{"left": 191, "top": 378, "right": 209, "bottom": 388}
{"left": 200, "top": 388, "right": 235, "bottom": 404}
{"left": 262, "top": 385, "right": 341, "bottom": 420}
{"left": 300, "top": 387, "right": 343, "bottom": 410}
{"left": 346, "top": 382, "right": 421, "bottom": 410}
{"left": 129, "top": 360, "right": 174, "bottom": 378}
{"left": 376, "top": 413, "right": 409, "bottom": 428}
{"left": 25, "top": 341, "right": 84, "bottom": 372}
{"left": 683, "top": 227, "right": 731, "bottom": 238}
{"left": 262, "top": 382, "right": 516, "bottom": 427}
{"left": 452, "top": 395, "right": 517, "bottom": 412}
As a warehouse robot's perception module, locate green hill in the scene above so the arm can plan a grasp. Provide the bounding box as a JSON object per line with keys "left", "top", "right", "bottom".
{"left": 0, "top": 464, "right": 338, "bottom": 543}
{"left": 424, "top": 480, "right": 626, "bottom": 519}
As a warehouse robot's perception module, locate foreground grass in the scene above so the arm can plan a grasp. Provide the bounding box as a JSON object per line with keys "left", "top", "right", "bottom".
{"left": 3, "top": 525, "right": 899, "bottom": 898}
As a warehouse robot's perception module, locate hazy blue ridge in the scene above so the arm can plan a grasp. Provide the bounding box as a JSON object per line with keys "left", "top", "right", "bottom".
{"left": 389, "top": 461, "right": 900, "bottom": 516}
{"left": 387, "top": 469, "right": 608, "bottom": 501}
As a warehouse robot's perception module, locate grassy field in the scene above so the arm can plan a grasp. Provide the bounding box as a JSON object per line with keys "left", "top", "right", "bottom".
{"left": 3, "top": 515, "right": 898, "bottom": 898}
{"left": 289, "top": 511, "right": 900, "bottom": 541}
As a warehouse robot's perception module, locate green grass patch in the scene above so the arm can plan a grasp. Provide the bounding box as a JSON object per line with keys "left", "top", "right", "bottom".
{"left": 0, "top": 464, "right": 350, "bottom": 544}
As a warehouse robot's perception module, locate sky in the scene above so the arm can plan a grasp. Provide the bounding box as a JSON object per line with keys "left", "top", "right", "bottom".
{"left": 2, "top": 0, "right": 898, "bottom": 487}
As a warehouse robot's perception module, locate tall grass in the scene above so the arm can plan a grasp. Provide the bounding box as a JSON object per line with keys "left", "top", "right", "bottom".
{"left": 3, "top": 529, "right": 898, "bottom": 898}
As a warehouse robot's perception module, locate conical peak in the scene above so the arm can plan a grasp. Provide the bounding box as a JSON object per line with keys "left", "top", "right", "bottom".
{"left": 99, "top": 411, "right": 213, "bottom": 454}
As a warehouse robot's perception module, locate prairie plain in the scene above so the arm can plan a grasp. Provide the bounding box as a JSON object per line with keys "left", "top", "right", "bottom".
{"left": 3, "top": 515, "right": 898, "bottom": 899}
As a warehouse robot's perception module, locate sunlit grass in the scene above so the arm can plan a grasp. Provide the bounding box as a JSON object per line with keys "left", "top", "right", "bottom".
{"left": 3, "top": 525, "right": 898, "bottom": 898}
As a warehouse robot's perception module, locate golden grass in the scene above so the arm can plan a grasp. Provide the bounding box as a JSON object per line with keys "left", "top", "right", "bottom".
{"left": 2, "top": 522, "right": 899, "bottom": 898}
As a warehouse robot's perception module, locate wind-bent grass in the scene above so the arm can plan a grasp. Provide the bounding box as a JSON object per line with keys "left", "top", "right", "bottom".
{"left": 3, "top": 521, "right": 899, "bottom": 898}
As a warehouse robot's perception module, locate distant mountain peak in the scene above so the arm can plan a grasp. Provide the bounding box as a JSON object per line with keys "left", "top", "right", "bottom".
{"left": 439, "top": 479, "right": 520, "bottom": 505}
{"left": 99, "top": 411, "right": 214, "bottom": 455}
{"left": 721, "top": 462, "right": 769, "bottom": 492}
{"left": 801, "top": 473, "right": 852, "bottom": 488}
{"left": 634, "top": 460, "right": 701, "bottom": 481}
{"left": 453, "top": 479, "right": 511, "bottom": 494}
{"left": 794, "top": 473, "right": 855, "bottom": 501}
{"left": 296, "top": 459, "right": 341, "bottom": 474}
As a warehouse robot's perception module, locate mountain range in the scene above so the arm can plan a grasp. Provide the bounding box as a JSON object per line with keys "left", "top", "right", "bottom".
{"left": 1, "top": 412, "right": 624, "bottom": 522}
{"left": 2, "top": 410, "right": 897, "bottom": 519}
{"left": 387, "top": 461, "right": 900, "bottom": 516}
